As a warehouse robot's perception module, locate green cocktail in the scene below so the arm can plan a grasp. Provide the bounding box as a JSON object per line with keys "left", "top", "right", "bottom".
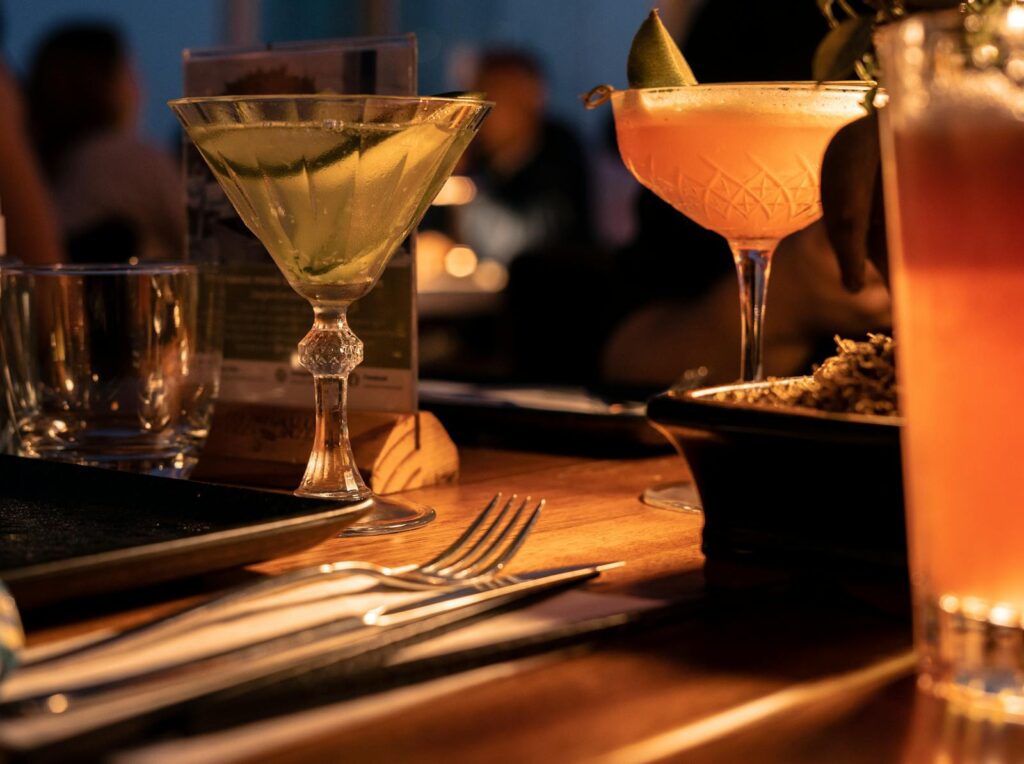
{"left": 171, "top": 95, "right": 491, "bottom": 534}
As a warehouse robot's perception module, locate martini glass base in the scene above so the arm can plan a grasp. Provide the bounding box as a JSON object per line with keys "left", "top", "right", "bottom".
{"left": 340, "top": 495, "right": 436, "bottom": 536}
{"left": 641, "top": 481, "right": 703, "bottom": 514}
{"left": 294, "top": 487, "right": 436, "bottom": 536}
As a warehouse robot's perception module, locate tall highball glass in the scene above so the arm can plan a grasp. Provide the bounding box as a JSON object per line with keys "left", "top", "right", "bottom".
{"left": 877, "top": 7, "right": 1024, "bottom": 716}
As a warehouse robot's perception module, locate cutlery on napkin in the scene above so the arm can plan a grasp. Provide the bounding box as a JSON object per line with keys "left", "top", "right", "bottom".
{"left": 0, "top": 562, "right": 625, "bottom": 758}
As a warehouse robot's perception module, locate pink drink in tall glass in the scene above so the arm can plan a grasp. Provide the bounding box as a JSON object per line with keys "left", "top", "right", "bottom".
{"left": 879, "top": 9, "right": 1024, "bottom": 714}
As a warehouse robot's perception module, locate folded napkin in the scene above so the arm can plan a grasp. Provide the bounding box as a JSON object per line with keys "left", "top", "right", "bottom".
{"left": 117, "top": 586, "right": 664, "bottom": 764}
{"left": 0, "top": 573, "right": 663, "bottom": 758}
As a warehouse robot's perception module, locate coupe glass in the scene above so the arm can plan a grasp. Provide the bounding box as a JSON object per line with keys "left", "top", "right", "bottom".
{"left": 611, "top": 82, "right": 871, "bottom": 511}
{"left": 170, "top": 95, "right": 491, "bottom": 534}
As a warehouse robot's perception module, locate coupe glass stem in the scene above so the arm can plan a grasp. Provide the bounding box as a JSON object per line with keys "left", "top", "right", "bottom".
{"left": 729, "top": 241, "right": 778, "bottom": 382}
{"left": 295, "top": 303, "right": 370, "bottom": 500}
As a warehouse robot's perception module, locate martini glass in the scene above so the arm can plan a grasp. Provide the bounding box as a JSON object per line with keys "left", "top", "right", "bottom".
{"left": 611, "top": 82, "right": 870, "bottom": 511}
{"left": 170, "top": 95, "right": 491, "bottom": 534}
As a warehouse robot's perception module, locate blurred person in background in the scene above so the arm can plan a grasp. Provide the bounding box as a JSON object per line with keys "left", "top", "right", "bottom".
{"left": 591, "top": 116, "right": 640, "bottom": 252}
{"left": 0, "top": 8, "right": 62, "bottom": 264}
{"left": 456, "top": 49, "right": 610, "bottom": 384}
{"left": 601, "top": 1, "right": 891, "bottom": 390}
{"left": 27, "top": 23, "right": 184, "bottom": 263}
{"left": 460, "top": 49, "right": 592, "bottom": 266}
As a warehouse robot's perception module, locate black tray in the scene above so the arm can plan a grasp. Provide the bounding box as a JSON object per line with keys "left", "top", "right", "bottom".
{"left": 646, "top": 380, "right": 907, "bottom": 577}
{"left": 420, "top": 380, "right": 668, "bottom": 456}
{"left": 0, "top": 456, "right": 370, "bottom": 608}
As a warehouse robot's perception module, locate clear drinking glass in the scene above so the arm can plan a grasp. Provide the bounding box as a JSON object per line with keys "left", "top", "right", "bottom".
{"left": 169, "top": 95, "right": 491, "bottom": 535}
{"left": 877, "top": 7, "right": 1024, "bottom": 716}
{"left": 611, "top": 82, "right": 871, "bottom": 511}
{"left": 0, "top": 263, "right": 223, "bottom": 477}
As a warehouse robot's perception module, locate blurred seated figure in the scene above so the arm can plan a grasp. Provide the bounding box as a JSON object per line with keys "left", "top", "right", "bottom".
{"left": 591, "top": 116, "right": 640, "bottom": 252}
{"left": 27, "top": 23, "right": 184, "bottom": 263}
{"left": 0, "top": 9, "right": 62, "bottom": 264}
{"left": 456, "top": 50, "right": 610, "bottom": 384}
{"left": 459, "top": 49, "right": 592, "bottom": 266}
{"left": 601, "top": 1, "right": 891, "bottom": 390}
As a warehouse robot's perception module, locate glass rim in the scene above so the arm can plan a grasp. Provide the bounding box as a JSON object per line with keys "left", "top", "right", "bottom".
{"left": 168, "top": 93, "right": 495, "bottom": 109}
{"left": 0, "top": 261, "right": 199, "bottom": 276}
{"left": 612, "top": 80, "right": 875, "bottom": 96}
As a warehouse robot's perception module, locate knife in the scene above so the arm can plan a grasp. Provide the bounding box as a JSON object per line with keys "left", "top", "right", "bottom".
{"left": 0, "top": 562, "right": 621, "bottom": 755}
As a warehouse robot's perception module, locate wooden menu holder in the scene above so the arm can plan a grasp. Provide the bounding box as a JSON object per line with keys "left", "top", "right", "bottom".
{"left": 192, "top": 403, "right": 459, "bottom": 494}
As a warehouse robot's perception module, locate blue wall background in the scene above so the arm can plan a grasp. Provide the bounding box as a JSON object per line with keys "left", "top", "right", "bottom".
{"left": 393, "top": 0, "right": 656, "bottom": 144}
{"left": 3, "top": 0, "right": 679, "bottom": 148}
{"left": 263, "top": 0, "right": 667, "bottom": 145}
{"left": 3, "top": 0, "right": 224, "bottom": 147}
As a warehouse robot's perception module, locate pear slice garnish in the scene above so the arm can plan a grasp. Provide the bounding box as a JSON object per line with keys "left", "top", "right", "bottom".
{"left": 581, "top": 8, "right": 696, "bottom": 109}
{"left": 627, "top": 9, "right": 697, "bottom": 88}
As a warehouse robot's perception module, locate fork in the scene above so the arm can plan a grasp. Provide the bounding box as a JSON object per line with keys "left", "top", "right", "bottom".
{"left": 355, "top": 493, "right": 544, "bottom": 585}
{"left": 24, "top": 493, "right": 543, "bottom": 667}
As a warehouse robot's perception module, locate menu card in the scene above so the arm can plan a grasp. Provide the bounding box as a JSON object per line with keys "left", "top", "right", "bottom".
{"left": 182, "top": 36, "right": 418, "bottom": 414}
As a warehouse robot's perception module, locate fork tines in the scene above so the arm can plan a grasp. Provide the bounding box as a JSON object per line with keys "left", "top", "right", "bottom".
{"left": 421, "top": 494, "right": 543, "bottom": 581}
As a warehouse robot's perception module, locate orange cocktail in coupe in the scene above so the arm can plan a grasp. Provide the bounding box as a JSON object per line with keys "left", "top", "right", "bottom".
{"left": 585, "top": 9, "right": 872, "bottom": 513}
{"left": 611, "top": 83, "right": 869, "bottom": 381}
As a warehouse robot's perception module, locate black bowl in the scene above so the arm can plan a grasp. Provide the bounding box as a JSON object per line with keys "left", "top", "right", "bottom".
{"left": 646, "top": 379, "right": 907, "bottom": 578}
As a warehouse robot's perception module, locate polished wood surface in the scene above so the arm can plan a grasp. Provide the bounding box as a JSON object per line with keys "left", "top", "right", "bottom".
{"left": 22, "top": 447, "right": 1005, "bottom": 762}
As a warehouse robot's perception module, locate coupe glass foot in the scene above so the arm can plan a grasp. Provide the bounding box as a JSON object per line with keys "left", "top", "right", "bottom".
{"left": 340, "top": 495, "right": 437, "bottom": 536}
{"left": 642, "top": 481, "right": 703, "bottom": 514}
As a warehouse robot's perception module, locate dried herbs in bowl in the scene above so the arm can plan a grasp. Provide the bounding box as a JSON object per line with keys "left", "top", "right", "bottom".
{"left": 712, "top": 334, "right": 898, "bottom": 417}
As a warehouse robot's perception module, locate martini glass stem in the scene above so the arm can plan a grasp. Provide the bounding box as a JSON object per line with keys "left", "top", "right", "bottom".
{"left": 730, "top": 241, "right": 778, "bottom": 382}
{"left": 295, "top": 304, "right": 370, "bottom": 500}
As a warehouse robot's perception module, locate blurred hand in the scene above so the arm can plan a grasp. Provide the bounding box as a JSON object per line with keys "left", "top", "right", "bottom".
{"left": 820, "top": 112, "right": 889, "bottom": 292}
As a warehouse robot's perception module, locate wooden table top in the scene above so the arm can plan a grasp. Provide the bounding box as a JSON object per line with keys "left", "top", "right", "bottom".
{"left": 22, "top": 447, "right": 1014, "bottom": 762}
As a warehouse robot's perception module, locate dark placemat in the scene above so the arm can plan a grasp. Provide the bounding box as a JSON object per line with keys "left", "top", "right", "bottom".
{"left": 0, "top": 456, "right": 343, "bottom": 569}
